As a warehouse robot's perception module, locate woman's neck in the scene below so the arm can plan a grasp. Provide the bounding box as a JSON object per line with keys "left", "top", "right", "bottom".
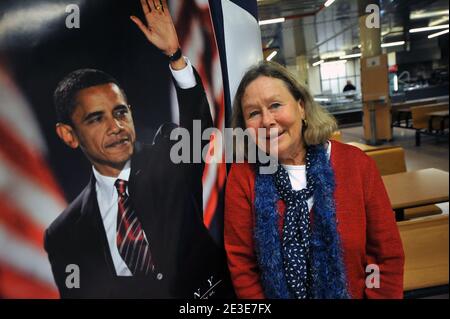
{"left": 279, "top": 144, "right": 307, "bottom": 166}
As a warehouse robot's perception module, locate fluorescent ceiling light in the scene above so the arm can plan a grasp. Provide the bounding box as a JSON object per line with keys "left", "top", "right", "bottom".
{"left": 410, "top": 10, "right": 449, "bottom": 20}
{"left": 266, "top": 50, "right": 278, "bottom": 61}
{"left": 259, "top": 17, "right": 285, "bottom": 26}
{"left": 430, "top": 16, "right": 449, "bottom": 27}
{"left": 409, "top": 24, "right": 449, "bottom": 33}
{"left": 381, "top": 41, "right": 405, "bottom": 48}
{"left": 312, "top": 60, "right": 324, "bottom": 67}
{"left": 265, "top": 38, "right": 275, "bottom": 48}
{"left": 314, "top": 98, "right": 330, "bottom": 102}
{"left": 340, "top": 53, "right": 361, "bottom": 59}
{"left": 428, "top": 29, "right": 449, "bottom": 39}
{"left": 324, "top": 0, "right": 336, "bottom": 7}
{"left": 323, "top": 60, "right": 347, "bottom": 65}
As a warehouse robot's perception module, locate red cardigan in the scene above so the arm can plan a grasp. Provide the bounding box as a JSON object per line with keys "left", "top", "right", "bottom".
{"left": 224, "top": 140, "right": 405, "bottom": 299}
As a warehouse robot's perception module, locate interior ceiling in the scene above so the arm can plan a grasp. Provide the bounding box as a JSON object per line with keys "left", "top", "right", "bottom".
{"left": 257, "top": 0, "right": 449, "bottom": 61}
{"left": 257, "top": 0, "right": 449, "bottom": 22}
{"left": 257, "top": 0, "right": 326, "bottom": 20}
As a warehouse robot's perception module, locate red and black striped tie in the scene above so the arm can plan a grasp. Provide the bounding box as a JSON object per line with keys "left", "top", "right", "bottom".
{"left": 115, "top": 179, "right": 154, "bottom": 275}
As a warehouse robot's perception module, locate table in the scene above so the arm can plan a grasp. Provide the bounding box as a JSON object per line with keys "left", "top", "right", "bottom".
{"left": 346, "top": 142, "right": 399, "bottom": 153}
{"left": 392, "top": 102, "right": 448, "bottom": 130}
{"left": 382, "top": 168, "right": 449, "bottom": 221}
{"left": 392, "top": 96, "right": 448, "bottom": 108}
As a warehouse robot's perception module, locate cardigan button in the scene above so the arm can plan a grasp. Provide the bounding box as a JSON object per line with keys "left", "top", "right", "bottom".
{"left": 156, "top": 273, "right": 163, "bottom": 280}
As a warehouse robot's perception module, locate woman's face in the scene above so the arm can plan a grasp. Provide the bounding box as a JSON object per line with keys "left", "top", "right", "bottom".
{"left": 241, "top": 76, "right": 306, "bottom": 164}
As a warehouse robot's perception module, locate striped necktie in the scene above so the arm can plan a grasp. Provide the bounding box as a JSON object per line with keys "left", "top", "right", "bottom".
{"left": 115, "top": 179, "right": 154, "bottom": 276}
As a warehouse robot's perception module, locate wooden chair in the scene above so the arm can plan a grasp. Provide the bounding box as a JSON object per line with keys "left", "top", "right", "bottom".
{"left": 366, "top": 147, "right": 407, "bottom": 176}
{"left": 398, "top": 214, "right": 449, "bottom": 291}
{"left": 330, "top": 130, "right": 342, "bottom": 142}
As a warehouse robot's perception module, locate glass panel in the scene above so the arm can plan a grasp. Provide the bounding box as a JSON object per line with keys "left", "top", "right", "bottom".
{"left": 322, "top": 80, "right": 331, "bottom": 94}
{"left": 330, "top": 79, "right": 339, "bottom": 94}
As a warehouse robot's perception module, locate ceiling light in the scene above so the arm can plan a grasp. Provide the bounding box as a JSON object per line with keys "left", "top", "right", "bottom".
{"left": 323, "top": 60, "right": 347, "bottom": 65}
{"left": 430, "top": 16, "right": 449, "bottom": 27}
{"left": 324, "top": 0, "right": 336, "bottom": 7}
{"left": 410, "top": 10, "right": 449, "bottom": 20}
{"left": 340, "top": 53, "right": 361, "bottom": 59}
{"left": 314, "top": 97, "right": 330, "bottom": 102}
{"left": 381, "top": 41, "right": 405, "bottom": 48}
{"left": 259, "top": 17, "right": 285, "bottom": 26}
{"left": 266, "top": 50, "right": 278, "bottom": 61}
{"left": 409, "top": 24, "right": 449, "bottom": 33}
{"left": 428, "top": 29, "right": 449, "bottom": 39}
{"left": 312, "top": 60, "right": 324, "bottom": 67}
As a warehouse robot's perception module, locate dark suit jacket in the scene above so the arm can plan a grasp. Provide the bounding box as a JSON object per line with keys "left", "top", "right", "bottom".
{"left": 44, "top": 70, "right": 234, "bottom": 298}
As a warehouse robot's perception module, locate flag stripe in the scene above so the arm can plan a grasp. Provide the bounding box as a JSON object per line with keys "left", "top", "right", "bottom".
{"left": 0, "top": 155, "right": 65, "bottom": 229}
{"left": 0, "top": 262, "right": 58, "bottom": 299}
{"left": 0, "top": 119, "right": 64, "bottom": 201}
{"left": 0, "top": 198, "right": 45, "bottom": 249}
{"left": 0, "top": 223, "right": 56, "bottom": 287}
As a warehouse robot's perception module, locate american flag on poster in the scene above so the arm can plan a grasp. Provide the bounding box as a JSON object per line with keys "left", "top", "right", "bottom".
{"left": 170, "top": 0, "right": 262, "bottom": 243}
{"left": 170, "top": 0, "right": 227, "bottom": 242}
{"left": 0, "top": 64, "right": 64, "bottom": 298}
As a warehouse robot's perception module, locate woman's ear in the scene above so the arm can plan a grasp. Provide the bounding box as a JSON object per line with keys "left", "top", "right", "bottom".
{"left": 56, "top": 123, "right": 79, "bottom": 149}
{"left": 298, "top": 100, "right": 305, "bottom": 120}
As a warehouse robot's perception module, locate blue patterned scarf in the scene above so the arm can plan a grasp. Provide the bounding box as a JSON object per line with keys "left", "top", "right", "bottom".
{"left": 253, "top": 144, "right": 350, "bottom": 299}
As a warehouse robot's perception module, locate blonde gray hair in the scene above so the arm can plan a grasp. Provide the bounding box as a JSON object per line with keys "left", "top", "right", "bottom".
{"left": 232, "top": 61, "right": 337, "bottom": 150}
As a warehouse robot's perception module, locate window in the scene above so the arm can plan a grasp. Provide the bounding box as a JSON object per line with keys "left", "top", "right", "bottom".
{"left": 320, "top": 60, "right": 360, "bottom": 94}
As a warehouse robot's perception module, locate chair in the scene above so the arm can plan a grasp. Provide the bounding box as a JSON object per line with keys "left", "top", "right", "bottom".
{"left": 398, "top": 214, "right": 449, "bottom": 292}
{"left": 366, "top": 147, "right": 407, "bottom": 176}
{"left": 330, "top": 130, "right": 342, "bottom": 142}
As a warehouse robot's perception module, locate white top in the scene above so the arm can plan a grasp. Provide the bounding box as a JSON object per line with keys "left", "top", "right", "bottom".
{"left": 281, "top": 142, "right": 332, "bottom": 212}
{"left": 92, "top": 60, "right": 196, "bottom": 276}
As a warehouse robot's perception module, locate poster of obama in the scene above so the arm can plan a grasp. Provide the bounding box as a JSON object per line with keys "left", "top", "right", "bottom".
{"left": 0, "top": 0, "right": 234, "bottom": 299}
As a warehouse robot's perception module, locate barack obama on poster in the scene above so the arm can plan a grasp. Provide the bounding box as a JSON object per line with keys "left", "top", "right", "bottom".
{"left": 44, "top": 0, "right": 233, "bottom": 298}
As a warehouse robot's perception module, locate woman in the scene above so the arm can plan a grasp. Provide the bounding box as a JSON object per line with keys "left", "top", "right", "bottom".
{"left": 224, "top": 61, "right": 404, "bottom": 299}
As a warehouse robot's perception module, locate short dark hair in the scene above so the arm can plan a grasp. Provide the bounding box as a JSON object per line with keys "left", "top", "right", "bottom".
{"left": 54, "top": 69, "right": 127, "bottom": 124}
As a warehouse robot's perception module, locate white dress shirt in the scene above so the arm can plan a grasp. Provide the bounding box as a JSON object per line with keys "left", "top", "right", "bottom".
{"left": 281, "top": 142, "right": 332, "bottom": 211}
{"left": 170, "top": 57, "right": 197, "bottom": 89}
{"left": 92, "top": 60, "right": 197, "bottom": 276}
